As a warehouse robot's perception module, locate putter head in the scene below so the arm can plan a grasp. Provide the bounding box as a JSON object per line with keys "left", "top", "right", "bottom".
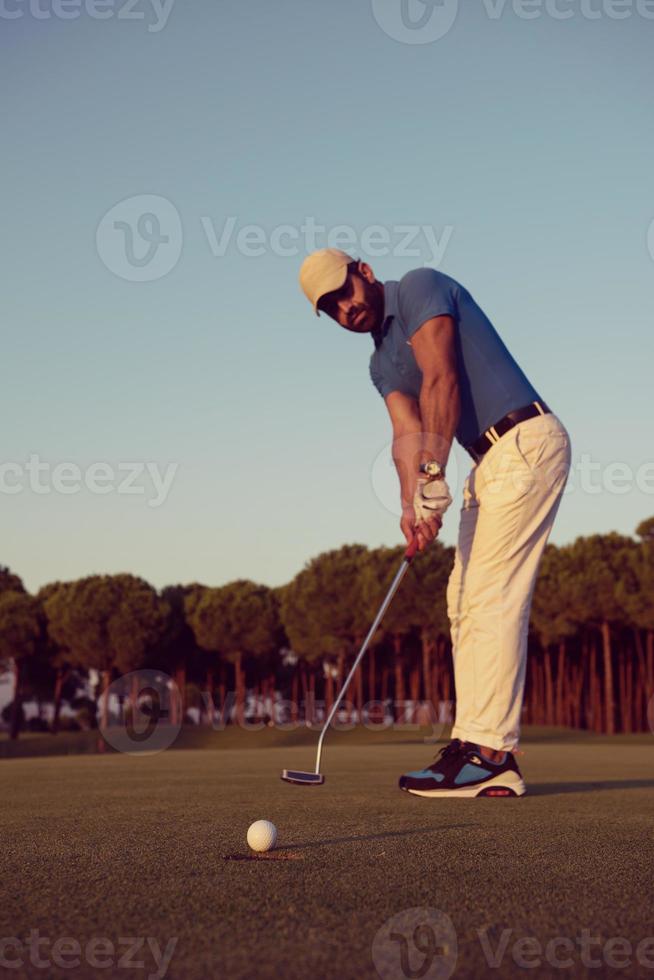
{"left": 280, "top": 769, "right": 325, "bottom": 786}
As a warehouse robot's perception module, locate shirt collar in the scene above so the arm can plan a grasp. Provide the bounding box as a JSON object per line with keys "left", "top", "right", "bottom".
{"left": 382, "top": 280, "right": 399, "bottom": 322}
{"left": 371, "top": 280, "right": 398, "bottom": 347}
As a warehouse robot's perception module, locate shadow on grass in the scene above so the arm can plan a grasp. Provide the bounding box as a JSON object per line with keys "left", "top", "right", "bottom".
{"left": 276, "top": 825, "right": 476, "bottom": 851}
{"left": 529, "top": 779, "right": 654, "bottom": 796}
{"left": 222, "top": 825, "right": 478, "bottom": 861}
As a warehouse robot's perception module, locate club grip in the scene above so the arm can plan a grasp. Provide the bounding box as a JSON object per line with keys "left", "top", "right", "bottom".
{"left": 404, "top": 537, "right": 420, "bottom": 561}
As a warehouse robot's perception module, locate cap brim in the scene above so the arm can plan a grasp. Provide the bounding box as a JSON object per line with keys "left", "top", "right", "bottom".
{"left": 313, "top": 264, "right": 349, "bottom": 316}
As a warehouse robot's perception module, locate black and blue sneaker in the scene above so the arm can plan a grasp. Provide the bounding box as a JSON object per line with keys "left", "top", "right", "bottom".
{"left": 399, "top": 739, "right": 526, "bottom": 798}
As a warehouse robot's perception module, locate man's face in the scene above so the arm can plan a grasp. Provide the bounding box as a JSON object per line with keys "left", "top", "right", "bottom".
{"left": 318, "top": 264, "right": 384, "bottom": 334}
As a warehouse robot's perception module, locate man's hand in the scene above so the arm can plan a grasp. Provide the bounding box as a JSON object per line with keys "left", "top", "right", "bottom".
{"left": 401, "top": 505, "right": 442, "bottom": 552}
{"left": 414, "top": 474, "right": 452, "bottom": 524}
{"left": 400, "top": 475, "right": 452, "bottom": 552}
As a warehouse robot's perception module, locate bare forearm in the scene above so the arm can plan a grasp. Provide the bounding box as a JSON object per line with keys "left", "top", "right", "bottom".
{"left": 392, "top": 426, "right": 422, "bottom": 510}
{"left": 391, "top": 378, "right": 459, "bottom": 507}
{"left": 418, "top": 375, "right": 460, "bottom": 470}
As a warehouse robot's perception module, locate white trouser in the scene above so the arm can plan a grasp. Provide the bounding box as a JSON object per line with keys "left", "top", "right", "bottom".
{"left": 447, "top": 412, "right": 571, "bottom": 752}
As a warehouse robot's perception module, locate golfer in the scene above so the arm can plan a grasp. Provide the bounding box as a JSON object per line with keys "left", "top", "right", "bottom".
{"left": 299, "top": 248, "right": 571, "bottom": 798}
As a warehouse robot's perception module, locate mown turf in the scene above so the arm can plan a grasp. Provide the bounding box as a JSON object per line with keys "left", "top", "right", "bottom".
{"left": 2, "top": 737, "right": 653, "bottom": 979}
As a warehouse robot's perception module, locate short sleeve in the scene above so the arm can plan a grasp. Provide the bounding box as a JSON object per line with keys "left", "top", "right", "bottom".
{"left": 369, "top": 353, "right": 396, "bottom": 399}
{"left": 397, "top": 268, "right": 457, "bottom": 340}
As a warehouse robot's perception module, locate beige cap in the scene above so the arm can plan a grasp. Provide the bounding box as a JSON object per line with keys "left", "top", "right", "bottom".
{"left": 299, "top": 248, "right": 355, "bottom": 315}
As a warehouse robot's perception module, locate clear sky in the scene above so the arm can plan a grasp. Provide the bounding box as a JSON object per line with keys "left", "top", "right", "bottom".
{"left": 1, "top": 0, "right": 653, "bottom": 595}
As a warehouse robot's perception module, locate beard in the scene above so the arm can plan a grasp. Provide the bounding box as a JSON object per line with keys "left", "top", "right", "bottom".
{"left": 348, "top": 279, "right": 384, "bottom": 333}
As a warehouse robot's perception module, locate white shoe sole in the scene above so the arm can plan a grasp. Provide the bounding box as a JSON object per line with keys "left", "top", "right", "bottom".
{"left": 405, "top": 770, "right": 526, "bottom": 798}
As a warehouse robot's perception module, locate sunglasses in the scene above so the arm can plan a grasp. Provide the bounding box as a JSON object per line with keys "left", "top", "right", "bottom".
{"left": 319, "top": 274, "right": 356, "bottom": 320}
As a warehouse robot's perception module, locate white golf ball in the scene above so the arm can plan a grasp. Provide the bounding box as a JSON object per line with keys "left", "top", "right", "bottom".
{"left": 247, "top": 819, "right": 277, "bottom": 853}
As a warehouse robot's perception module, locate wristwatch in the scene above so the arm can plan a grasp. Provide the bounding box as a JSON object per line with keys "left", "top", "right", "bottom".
{"left": 419, "top": 460, "right": 445, "bottom": 479}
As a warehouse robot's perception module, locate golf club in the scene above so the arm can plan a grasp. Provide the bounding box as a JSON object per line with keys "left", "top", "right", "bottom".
{"left": 281, "top": 536, "right": 420, "bottom": 785}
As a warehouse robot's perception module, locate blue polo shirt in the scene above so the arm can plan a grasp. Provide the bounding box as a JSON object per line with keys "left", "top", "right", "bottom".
{"left": 369, "top": 268, "right": 544, "bottom": 447}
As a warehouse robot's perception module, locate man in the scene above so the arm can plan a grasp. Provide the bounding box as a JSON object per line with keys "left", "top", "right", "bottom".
{"left": 298, "top": 247, "right": 571, "bottom": 799}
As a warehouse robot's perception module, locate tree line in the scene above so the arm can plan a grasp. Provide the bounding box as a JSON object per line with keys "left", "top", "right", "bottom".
{"left": 0, "top": 517, "right": 652, "bottom": 740}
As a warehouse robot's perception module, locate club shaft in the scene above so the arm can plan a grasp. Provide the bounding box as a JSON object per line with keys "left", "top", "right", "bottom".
{"left": 314, "top": 557, "right": 412, "bottom": 774}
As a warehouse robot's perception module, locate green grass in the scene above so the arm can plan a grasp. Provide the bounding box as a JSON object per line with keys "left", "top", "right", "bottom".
{"left": 2, "top": 720, "right": 652, "bottom": 760}
{"left": 0, "top": 729, "right": 102, "bottom": 757}
{"left": 2, "top": 736, "right": 653, "bottom": 979}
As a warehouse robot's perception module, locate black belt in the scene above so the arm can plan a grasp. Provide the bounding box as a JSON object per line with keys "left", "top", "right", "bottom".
{"left": 466, "top": 401, "right": 551, "bottom": 463}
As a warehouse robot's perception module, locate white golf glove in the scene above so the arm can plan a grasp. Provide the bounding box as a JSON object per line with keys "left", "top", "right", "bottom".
{"left": 413, "top": 475, "right": 453, "bottom": 526}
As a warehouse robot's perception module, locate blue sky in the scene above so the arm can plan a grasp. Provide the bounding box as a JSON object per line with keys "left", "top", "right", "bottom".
{"left": 1, "top": 0, "right": 653, "bottom": 594}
